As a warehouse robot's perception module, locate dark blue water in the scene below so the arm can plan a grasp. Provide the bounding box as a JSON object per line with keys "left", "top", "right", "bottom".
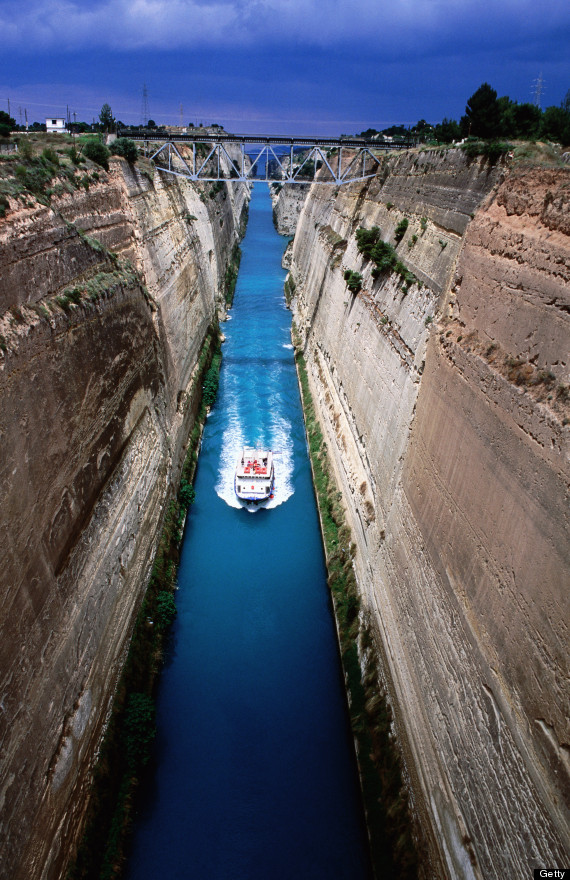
{"left": 126, "top": 186, "right": 372, "bottom": 880}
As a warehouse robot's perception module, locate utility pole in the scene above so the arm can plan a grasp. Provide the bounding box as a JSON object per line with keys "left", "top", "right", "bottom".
{"left": 25, "top": 108, "right": 28, "bottom": 130}
{"left": 7, "top": 98, "right": 10, "bottom": 117}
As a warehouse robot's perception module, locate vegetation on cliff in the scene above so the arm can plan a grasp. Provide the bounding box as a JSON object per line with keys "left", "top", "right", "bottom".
{"left": 354, "top": 226, "right": 418, "bottom": 293}
{"left": 67, "top": 327, "right": 224, "bottom": 880}
{"left": 293, "top": 326, "right": 419, "bottom": 880}
{"left": 0, "top": 220, "right": 154, "bottom": 360}
{"left": 0, "top": 134, "right": 106, "bottom": 213}
{"left": 0, "top": 133, "right": 142, "bottom": 217}
{"left": 343, "top": 268, "right": 363, "bottom": 293}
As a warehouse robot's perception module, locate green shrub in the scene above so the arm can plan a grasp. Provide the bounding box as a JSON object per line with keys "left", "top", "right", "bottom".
{"left": 15, "top": 163, "right": 52, "bottom": 197}
{"left": 461, "top": 139, "right": 510, "bottom": 164}
{"left": 123, "top": 693, "right": 156, "bottom": 770}
{"left": 370, "top": 239, "right": 397, "bottom": 272}
{"left": 355, "top": 226, "right": 382, "bottom": 260}
{"left": 66, "top": 145, "right": 82, "bottom": 165}
{"left": 178, "top": 478, "right": 196, "bottom": 509}
{"left": 394, "top": 217, "right": 409, "bottom": 244}
{"left": 110, "top": 137, "right": 138, "bottom": 163}
{"left": 343, "top": 269, "right": 363, "bottom": 293}
{"left": 202, "top": 360, "right": 221, "bottom": 406}
{"left": 155, "top": 592, "right": 177, "bottom": 631}
{"left": 462, "top": 139, "right": 484, "bottom": 160}
{"left": 356, "top": 226, "right": 418, "bottom": 290}
{"left": 420, "top": 216, "right": 427, "bottom": 233}
{"left": 82, "top": 140, "right": 110, "bottom": 170}
{"left": 18, "top": 138, "right": 33, "bottom": 161}
{"left": 208, "top": 180, "right": 225, "bottom": 199}
{"left": 0, "top": 194, "right": 8, "bottom": 217}
{"left": 483, "top": 140, "right": 510, "bottom": 164}
{"left": 41, "top": 147, "right": 60, "bottom": 166}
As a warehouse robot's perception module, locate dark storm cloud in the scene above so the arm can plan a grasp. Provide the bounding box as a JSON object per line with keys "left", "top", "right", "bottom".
{"left": 0, "top": 0, "right": 568, "bottom": 133}
{"left": 2, "top": 0, "right": 568, "bottom": 54}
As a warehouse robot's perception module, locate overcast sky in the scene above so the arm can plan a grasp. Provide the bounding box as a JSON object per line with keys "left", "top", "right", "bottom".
{"left": 1, "top": 0, "right": 569, "bottom": 133}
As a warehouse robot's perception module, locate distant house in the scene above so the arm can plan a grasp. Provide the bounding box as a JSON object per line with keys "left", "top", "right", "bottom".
{"left": 45, "top": 118, "right": 66, "bottom": 133}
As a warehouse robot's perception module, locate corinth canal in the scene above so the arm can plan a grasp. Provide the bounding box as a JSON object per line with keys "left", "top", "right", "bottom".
{"left": 126, "top": 185, "right": 372, "bottom": 879}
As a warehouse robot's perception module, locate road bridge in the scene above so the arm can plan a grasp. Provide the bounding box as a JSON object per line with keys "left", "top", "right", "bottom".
{"left": 122, "top": 129, "right": 415, "bottom": 186}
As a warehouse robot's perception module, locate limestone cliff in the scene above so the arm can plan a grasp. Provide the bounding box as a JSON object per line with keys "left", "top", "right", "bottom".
{"left": 289, "top": 148, "right": 569, "bottom": 878}
{"left": 0, "top": 157, "right": 248, "bottom": 880}
{"left": 269, "top": 181, "right": 310, "bottom": 236}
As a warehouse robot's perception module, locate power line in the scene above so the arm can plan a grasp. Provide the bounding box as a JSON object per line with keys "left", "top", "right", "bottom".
{"left": 531, "top": 72, "right": 544, "bottom": 109}
{"left": 140, "top": 83, "right": 150, "bottom": 127}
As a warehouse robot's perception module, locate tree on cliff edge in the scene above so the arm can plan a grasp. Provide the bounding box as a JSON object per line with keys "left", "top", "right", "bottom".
{"left": 0, "top": 110, "right": 16, "bottom": 138}
{"left": 461, "top": 82, "right": 501, "bottom": 138}
{"left": 99, "top": 103, "right": 115, "bottom": 133}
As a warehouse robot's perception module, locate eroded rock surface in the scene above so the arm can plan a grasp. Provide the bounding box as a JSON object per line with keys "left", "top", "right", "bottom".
{"left": 269, "top": 181, "right": 310, "bottom": 236}
{"left": 289, "top": 149, "right": 569, "bottom": 878}
{"left": 0, "top": 159, "right": 248, "bottom": 880}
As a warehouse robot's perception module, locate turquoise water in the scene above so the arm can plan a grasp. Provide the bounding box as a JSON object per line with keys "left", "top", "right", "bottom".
{"left": 126, "top": 186, "right": 372, "bottom": 879}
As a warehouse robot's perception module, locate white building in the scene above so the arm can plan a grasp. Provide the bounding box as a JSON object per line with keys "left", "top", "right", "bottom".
{"left": 45, "top": 117, "right": 66, "bottom": 133}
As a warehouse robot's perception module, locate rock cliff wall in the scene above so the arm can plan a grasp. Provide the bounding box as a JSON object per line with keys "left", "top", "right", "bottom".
{"left": 289, "top": 149, "right": 569, "bottom": 878}
{"left": 0, "top": 158, "right": 248, "bottom": 880}
{"left": 269, "top": 181, "right": 310, "bottom": 235}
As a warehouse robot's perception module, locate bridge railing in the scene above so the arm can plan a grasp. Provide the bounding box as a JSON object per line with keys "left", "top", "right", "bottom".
{"left": 119, "top": 129, "right": 415, "bottom": 185}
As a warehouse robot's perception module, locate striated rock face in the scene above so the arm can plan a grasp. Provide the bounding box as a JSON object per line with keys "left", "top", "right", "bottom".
{"left": 289, "top": 149, "right": 569, "bottom": 878}
{"left": 269, "top": 181, "right": 310, "bottom": 236}
{"left": 0, "top": 159, "right": 248, "bottom": 880}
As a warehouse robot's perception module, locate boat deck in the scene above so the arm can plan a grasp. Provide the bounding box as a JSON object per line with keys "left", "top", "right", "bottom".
{"left": 236, "top": 447, "right": 273, "bottom": 480}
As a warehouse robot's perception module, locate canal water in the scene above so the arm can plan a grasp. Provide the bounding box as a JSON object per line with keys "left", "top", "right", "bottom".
{"left": 126, "top": 186, "right": 372, "bottom": 879}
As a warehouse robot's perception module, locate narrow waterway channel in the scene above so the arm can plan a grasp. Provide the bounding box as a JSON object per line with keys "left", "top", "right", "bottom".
{"left": 126, "top": 186, "right": 372, "bottom": 879}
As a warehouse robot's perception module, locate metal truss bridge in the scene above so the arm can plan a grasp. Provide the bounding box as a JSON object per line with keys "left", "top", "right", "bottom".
{"left": 122, "top": 129, "right": 414, "bottom": 186}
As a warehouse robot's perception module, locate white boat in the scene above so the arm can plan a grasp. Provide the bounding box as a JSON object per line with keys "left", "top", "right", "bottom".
{"left": 234, "top": 446, "right": 275, "bottom": 507}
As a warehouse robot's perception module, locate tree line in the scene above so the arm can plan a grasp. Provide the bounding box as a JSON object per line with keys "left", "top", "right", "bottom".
{"left": 361, "top": 82, "right": 570, "bottom": 146}
{"left": 0, "top": 103, "right": 167, "bottom": 137}
{"left": 3, "top": 84, "right": 569, "bottom": 146}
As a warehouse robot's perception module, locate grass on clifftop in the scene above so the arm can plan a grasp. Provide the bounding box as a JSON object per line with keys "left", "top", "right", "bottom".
{"left": 0, "top": 135, "right": 105, "bottom": 212}
{"left": 0, "top": 133, "right": 142, "bottom": 216}
{"left": 511, "top": 141, "right": 569, "bottom": 167}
